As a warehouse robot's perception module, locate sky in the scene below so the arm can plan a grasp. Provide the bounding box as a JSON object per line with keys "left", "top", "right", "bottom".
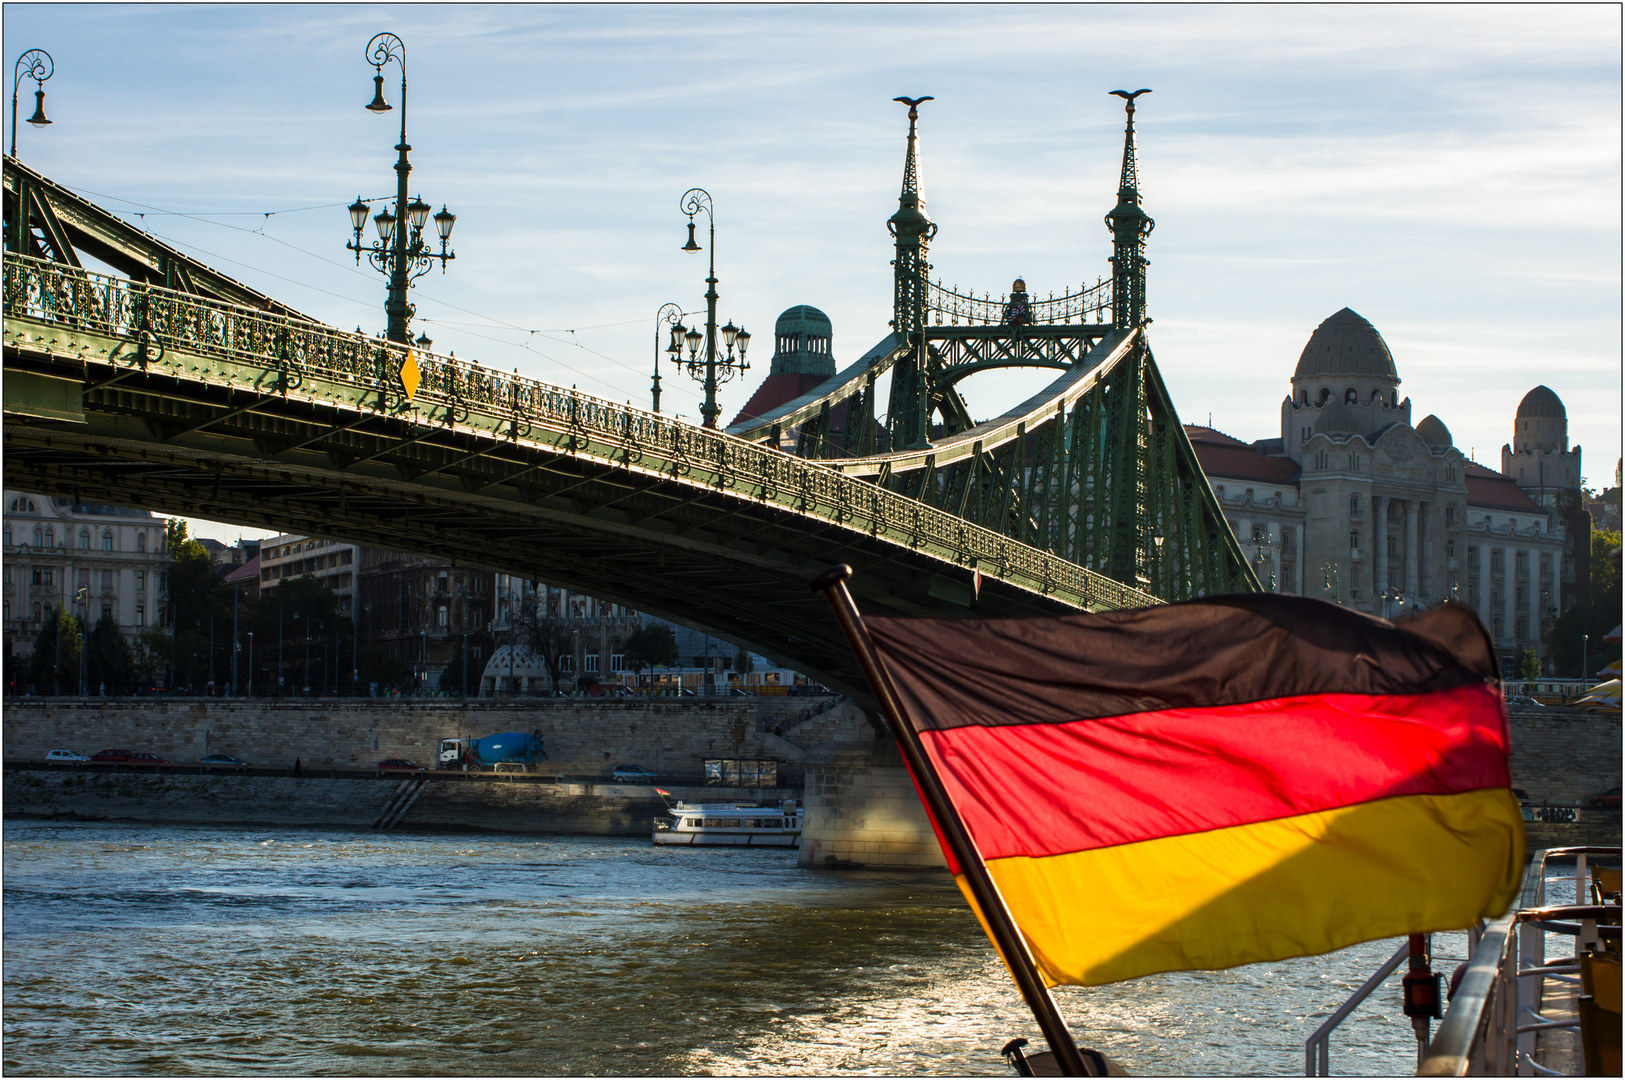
{"left": 4, "top": 3, "right": 1620, "bottom": 543}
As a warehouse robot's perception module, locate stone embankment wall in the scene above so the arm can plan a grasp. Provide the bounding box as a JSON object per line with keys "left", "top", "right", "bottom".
{"left": 1, "top": 697, "right": 870, "bottom": 785}
{"left": 5, "top": 770, "right": 798, "bottom": 836}
{"left": 798, "top": 704, "right": 1622, "bottom": 870}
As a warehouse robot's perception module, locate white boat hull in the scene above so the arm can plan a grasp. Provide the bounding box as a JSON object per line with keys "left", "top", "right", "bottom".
{"left": 653, "top": 830, "right": 799, "bottom": 847}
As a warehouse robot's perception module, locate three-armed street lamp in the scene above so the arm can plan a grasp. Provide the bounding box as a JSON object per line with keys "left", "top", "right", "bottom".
{"left": 345, "top": 32, "right": 456, "bottom": 346}
{"left": 677, "top": 188, "right": 750, "bottom": 428}
{"left": 652, "top": 302, "right": 685, "bottom": 413}
{"left": 9, "top": 49, "right": 53, "bottom": 158}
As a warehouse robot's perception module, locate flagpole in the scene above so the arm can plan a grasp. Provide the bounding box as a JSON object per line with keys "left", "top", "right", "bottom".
{"left": 812, "top": 564, "right": 1092, "bottom": 1077}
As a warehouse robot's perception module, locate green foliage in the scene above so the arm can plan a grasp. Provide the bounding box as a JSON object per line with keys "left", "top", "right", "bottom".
{"left": 86, "top": 613, "right": 136, "bottom": 693}
{"left": 1518, "top": 648, "right": 1541, "bottom": 681}
{"left": 357, "top": 643, "right": 412, "bottom": 695}
{"left": 437, "top": 640, "right": 480, "bottom": 696}
{"left": 623, "top": 625, "right": 678, "bottom": 675}
{"left": 732, "top": 647, "right": 754, "bottom": 675}
{"left": 1547, "top": 528, "right": 1622, "bottom": 679}
{"left": 24, "top": 608, "right": 82, "bottom": 693}
{"left": 132, "top": 628, "right": 173, "bottom": 686}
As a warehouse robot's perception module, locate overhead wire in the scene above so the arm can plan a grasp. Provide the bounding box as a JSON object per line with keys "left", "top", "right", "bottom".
{"left": 64, "top": 182, "right": 716, "bottom": 409}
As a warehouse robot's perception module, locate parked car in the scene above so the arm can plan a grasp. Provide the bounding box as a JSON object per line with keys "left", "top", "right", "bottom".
{"left": 587, "top": 683, "right": 639, "bottom": 698}
{"left": 1506, "top": 695, "right": 1545, "bottom": 707}
{"left": 612, "top": 764, "right": 658, "bottom": 782}
{"left": 45, "top": 749, "right": 90, "bottom": 765}
{"left": 376, "top": 759, "right": 426, "bottom": 772}
{"left": 91, "top": 749, "right": 135, "bottom": 763}
{"left": 1586, "top": 786, "right": 1621, "bottom": 809}
{"left": 125, "top": 752, "right": 171, "bottom": 766}
{"left": 200, "top": 754, "right": 251, "bottom": 772}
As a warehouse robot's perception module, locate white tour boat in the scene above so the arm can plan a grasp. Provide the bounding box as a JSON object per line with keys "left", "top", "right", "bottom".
{"left": 653, "top": 799, "right": 803, "bottom": 847}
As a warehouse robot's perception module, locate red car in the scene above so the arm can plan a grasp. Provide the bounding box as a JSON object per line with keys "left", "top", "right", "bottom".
{"left": 91, "top": 750, "right": 171, "bottom": 766}
{"left": 376, "top": 759, "right": 425, "bottom": 772}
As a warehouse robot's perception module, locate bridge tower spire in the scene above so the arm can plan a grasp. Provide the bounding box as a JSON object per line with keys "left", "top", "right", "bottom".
{"left": 886, "top": 95, "right": 938, "bottom": 451}
{"left": 1105, "top": 89, "right": 1154, "bottom": 330}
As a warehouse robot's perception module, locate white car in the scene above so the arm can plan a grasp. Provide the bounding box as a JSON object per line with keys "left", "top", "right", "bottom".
{"left": 612, "top": 765, "right": 658, "bottom": 783}
{"left": 45, "top": 749, "right": 90, "bottom": 765}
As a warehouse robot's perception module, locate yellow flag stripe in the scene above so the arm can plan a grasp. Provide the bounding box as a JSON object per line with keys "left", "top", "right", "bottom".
{"left": 978, "top": 788, "right": 1525, "bottom": 987}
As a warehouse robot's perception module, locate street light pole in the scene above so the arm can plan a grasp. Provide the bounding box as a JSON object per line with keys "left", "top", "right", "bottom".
{"left": 278, "top": 606, "right": 285, "bottom": 698}
{"left": 347, "top": 33, "right": 456, "bottom": 345}
{"left": 9, "top": 49, "right": 53, "bottom": 158}
{"left": 653, "top": 302, "right": 685, "bottom": 413}
{"left": 246, "top": 631, "right": 254, "bottom": 698}
{"left": 678, "top": 189, "right": 750, "bottom": 428}
{"left": 231, "top": 585, "right": 239, "bottom": 696}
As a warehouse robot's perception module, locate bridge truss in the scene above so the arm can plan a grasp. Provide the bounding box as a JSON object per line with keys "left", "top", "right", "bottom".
{"left": 726, "top": 94, "right": 1255, "bottom": 600}
{"left": 3, "top": 93, "right": 1253, "bottom": 701}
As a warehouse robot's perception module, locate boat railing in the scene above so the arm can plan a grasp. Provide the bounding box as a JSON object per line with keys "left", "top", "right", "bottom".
{"left": 1306, "top": 939, "right": 1413, "bottom": 1075}
{"left": 1417, "top": 846, "right": 1621, "bottom": 1077}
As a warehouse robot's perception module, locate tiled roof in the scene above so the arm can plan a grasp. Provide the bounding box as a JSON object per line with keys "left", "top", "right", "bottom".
{"left": 730, "top": 372, "right": 830, "bottom": 427}
{"left": 1465, "top": 462, "right": 1540, "bottom": 512}
{"left": 1185, "top": 427, "right": 1301, "bottom": 484}
{"left": 223, "top": 555, "right": 260, "bottom": 584}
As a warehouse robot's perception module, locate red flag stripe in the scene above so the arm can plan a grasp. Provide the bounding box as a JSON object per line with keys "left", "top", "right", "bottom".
{"left": 919, "top": 683, "right": 1509, "bottom": 862}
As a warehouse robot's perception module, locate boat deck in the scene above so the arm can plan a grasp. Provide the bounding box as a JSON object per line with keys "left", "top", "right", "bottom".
{"left": 1534, "top": 971, "right": 1582, "bottom": 1075}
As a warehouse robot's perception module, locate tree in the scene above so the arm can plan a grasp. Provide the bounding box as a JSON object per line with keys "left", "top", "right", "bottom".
{"left": 733, "top": 646, "right": 754, "bottom": 675}
{"left": 132, "top": 628, "right": 173, "bottom": 688}
{"left": 24, "top": 608, "right": 82, "bottom": 694}
{"left": 623, "top": 625, "right": 678, "bottom": 692}
{"left": 1546, "top": 528, "right": 1622, "bottom": 678}
{"left": 86, "top": 612, "right": 136, "bottom": 693}
{"left": 511, "top": 597, "right": 576, "bottom": 692}
{"left": 437, "top": 640, "right": 480, "bottom": 696}
{"left": 357, "top": 643, "right": 412, "bottom": 695}
{"left": 1517, "top": 648, "right": 1540, "bottom": 681}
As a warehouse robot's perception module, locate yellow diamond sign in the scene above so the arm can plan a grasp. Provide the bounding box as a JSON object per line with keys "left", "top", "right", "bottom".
{"left": 399, "top": 351, "right": 422, "bottom": 401}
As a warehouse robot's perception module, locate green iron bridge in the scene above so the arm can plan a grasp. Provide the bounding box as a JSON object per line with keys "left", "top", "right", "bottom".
{"left": 2, "top": 94, "right": 1255, "bottom": 702}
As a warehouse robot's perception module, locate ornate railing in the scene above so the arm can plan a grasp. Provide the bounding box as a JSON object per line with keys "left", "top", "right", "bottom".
{"left": 926, "top": 277, "right": 1111, "bottom": 327}
{"left": 3, "top": 254, "right": 1159, "bottom": 614}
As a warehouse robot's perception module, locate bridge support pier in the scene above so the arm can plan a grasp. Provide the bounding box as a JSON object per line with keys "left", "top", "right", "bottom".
{"left": 798, "top": 736, "right": 946, "bottom": 870}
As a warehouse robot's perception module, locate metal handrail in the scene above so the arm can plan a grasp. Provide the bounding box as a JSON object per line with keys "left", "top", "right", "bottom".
{"left": 1306, "top": 939, "right": 1410, "bottom": 1076}
{"left": 1417, "top": 916, "right": 1516, "bottom": 1076}
{"left": 2, "top": 253, "right": 1161, "bottom": 616}
{"left": 1419, "top": 846, "right": 1621, "bottom": 1077}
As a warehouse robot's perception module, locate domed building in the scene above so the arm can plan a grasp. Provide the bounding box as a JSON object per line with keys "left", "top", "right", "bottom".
{"left": 730, "top": 305, "right": 837, "bottom": 427}
{"left": 1502, "top": 385, "right": 1590, "bottom": 613}
{"left": 1186, "top": 307, "right": 1574, "bottom": 671}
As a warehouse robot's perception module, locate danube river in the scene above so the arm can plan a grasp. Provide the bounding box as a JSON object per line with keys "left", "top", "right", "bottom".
{"left": 4, "top": 820, "right": 1478, "bottom": 1075}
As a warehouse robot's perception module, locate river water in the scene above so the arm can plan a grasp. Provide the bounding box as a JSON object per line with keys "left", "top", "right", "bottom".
{"left": 3, "top": 820, "right": 1485, "bottom": 1076}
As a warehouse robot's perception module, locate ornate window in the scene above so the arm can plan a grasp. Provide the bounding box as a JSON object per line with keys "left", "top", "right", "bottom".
{"left": 1350, "top": 530, "right": 1359, "bottom": 550}
{"left": 436, "top": 604, "right": 449, "bottom": 628}
{"left": 585, "top": 653, "right": 600, "bottom": 673}
{"left": 1344, "top": 388, "right": 1357, "bottom": 405}
{"left": 136, "top": 533, "right": 146, "bottom": 553}
{"left": 1350, "top": 494, "right": 1360, "bottom": 514}
{"left": 79, "top": 531, "right": 90, "bottom": 550}
{"left": 101, "top": 531, "right": 114, "bottom": 551}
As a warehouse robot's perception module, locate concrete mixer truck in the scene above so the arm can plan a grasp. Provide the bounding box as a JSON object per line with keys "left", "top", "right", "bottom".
{"left": 437, "top": 732, "right": 548, "bottom": 772}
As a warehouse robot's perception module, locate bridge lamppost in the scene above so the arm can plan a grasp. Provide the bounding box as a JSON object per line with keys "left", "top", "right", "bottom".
{"left": 677, "top": 189, "right": 750, "bottom": 428}
{"left": 346, "top": 32, "right": 456, "bottom": 346}
{"left": 653, "top": 302, "right": 685, "bottom": 414}
{"left": 9, "top": 49, "right": 53, "bottom": 158}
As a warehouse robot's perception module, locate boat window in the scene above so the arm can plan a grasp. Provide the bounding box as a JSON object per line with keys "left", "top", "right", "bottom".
{"left": 724, "top": 818, "right": 741, "bottom": 828}
{"left": 686, "top": 818, "right": 700, "bottom": 828}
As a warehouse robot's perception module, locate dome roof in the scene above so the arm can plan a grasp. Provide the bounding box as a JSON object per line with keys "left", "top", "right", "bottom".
{"left": 1416, "top": 414, "right": 1452, "bottom": 448}
{"left": 1314, "top": 400, "right": 1362, "bottom": 435}
{"left": 1516, "top": 385, "right": 1565, "bottom": 419}
{"left": 774, "top": 305, "right": 832, "bottom": 336}
{"left": 1293, "top": 308, "right": 1398, "bottom": 381}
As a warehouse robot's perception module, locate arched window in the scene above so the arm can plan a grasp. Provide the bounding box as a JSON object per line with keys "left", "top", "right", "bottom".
{"left": 43, "top": 528, "right": 52, "bottom": 547}
{"left": 136, "top": 533, "right": 146, "bottom": 553}
{"left": 31, "top": 526, "right": 41, "bottom": 547}
{"left": 1317, "top": 388, "right": 1331, "bottom": 406}
{"left": 1371, "top": 389, "right": 1383, "bottom": 404}
{"left": 79, "top": 531, "right": 90, "bottom": 550}
{"left": 101, "top": 531, "right": 114, "bottom": 551}
{"left": 437, "top": 604, "right": 449, "bottom": 628}
{"left": 1344, "top": 388, "right": 1357, "bottom": 405}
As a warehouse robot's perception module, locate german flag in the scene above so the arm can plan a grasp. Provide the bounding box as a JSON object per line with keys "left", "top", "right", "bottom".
{"left": 862, "top": 595, "right": 1525, "bottom": 987}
